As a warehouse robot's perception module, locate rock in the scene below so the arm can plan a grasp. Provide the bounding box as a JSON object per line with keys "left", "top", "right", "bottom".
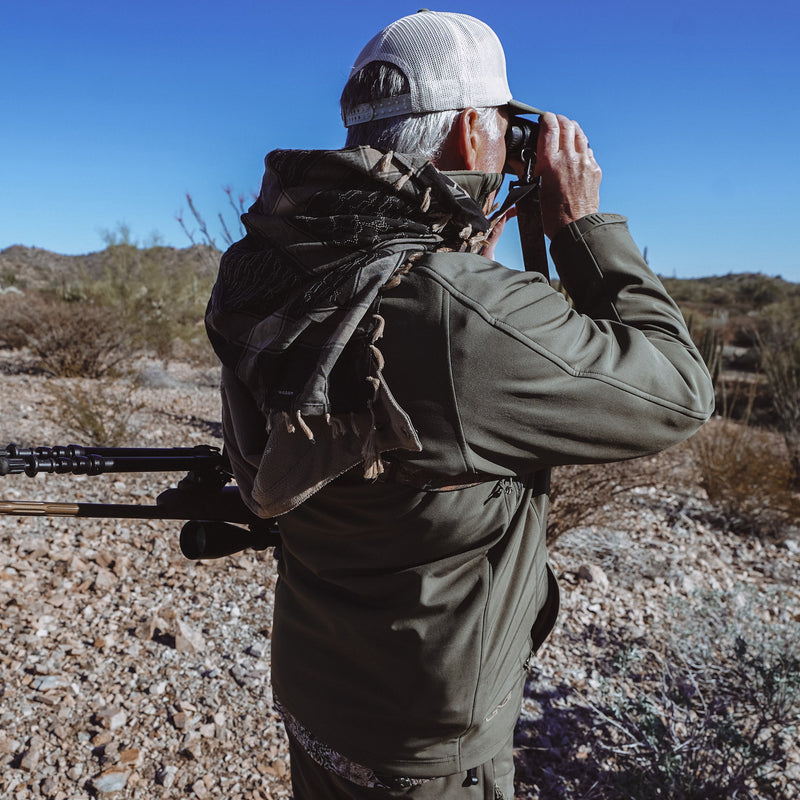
{"left": 119, "top": 748, "right": 142, "bottom": 766}
{"left": 18, "top": 735, "right": 44, "bottom": 770}
{"left": 94, "top": 707, "right": 127, "bottom": 731}
{"left": 175, "top": 620, "right": 205, "bottom": 654}
{"left": 272, "top": 758, "right": 288, "bottom": 778}
{"left": 171, "top": 710, "right": 188, "bottom": 729}
{"left": 135, "top": 365, "right": 181, "bottom": 389}
{"left": 155, "top": 764, "right": 178, "bottom": 788}
{"left": 94, "top": 568, "right": 117, "bottom": 591}
{"left": 245, "top": 644, "right": 265, "bottom": 658}
{"left": 32, "top": 675, "right": 69, "bottom": 691}
{"left": 92, "top": 766, "right": 128, "bottom": 794}
{"left": 134, "top": 614, "right": 163, "bottom": 641}
{"left": 181, "top": 732, "right": 203, "bottom": 759}
{"left": 92, "top": 730, "right": 113, "bottom": 747}
{"left": 577, "top": 563, "right": 610, "bottom": 591}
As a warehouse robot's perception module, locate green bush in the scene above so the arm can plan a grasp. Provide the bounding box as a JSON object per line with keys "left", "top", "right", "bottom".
{"left": 88, "top": 232, "right": 216, "bottom": 361}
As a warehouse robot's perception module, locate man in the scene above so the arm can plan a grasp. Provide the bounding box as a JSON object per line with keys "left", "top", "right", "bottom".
{"left": 206, "top": 10, "right": 714, "bottom": 799}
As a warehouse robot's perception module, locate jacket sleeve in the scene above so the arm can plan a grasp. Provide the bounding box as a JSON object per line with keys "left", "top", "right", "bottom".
{"left": 443, "top": 213, "right": 715, "bottom": 474}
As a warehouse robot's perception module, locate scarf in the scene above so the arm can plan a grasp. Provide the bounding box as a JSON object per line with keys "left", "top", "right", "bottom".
{"left": 206, "top": 146, "right": 502, "bottom": 512}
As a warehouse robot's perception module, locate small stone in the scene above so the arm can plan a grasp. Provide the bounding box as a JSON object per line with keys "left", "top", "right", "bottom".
{"left": 155, "top": 765, "right": 178, "bottom": 788}
{"left": 94, "top": 569, "right": 117, "bottom": 591}
{"left": 171, "top": 711, "right": 188, "bottom": 729}
{"left": 95, "top": 706, "right": 127, "bottom": 731}
{"left": 19, "top": 736, "right": 44, "bottom": 770}
{"left": 41, "top": 776, "right": 58, "bottom": 796}
{"left": 119, "top": 748, "right": 141, "bottom": 766}
{"left": 245, "top": 644, "right": 265, "bottom": 658}
{"left": 175, "top": 620, "right": 205, "bottom": 655}
{"left": 181, "top": 732, "right": 202, "bottom": 759}
{"left": 92, "top": 766, "right": 128, "bottom": 794}
{"left": 577, "top": 563, "right": 610, "bottom": 591}
{"left": 135, "top": 616, "right": 158, "bottom": 641}
{"left": 67, "top": 764, "right": 84, "bottom": 781}
{"left": 48, "top": 723, "right": 69, "bottom": 741}
{"left": 92, "top": 730, "right": 113, "bottom": 747}
{"left": 272, "top": 758, "right": 288, "bottom": 777}
{"left": 191, "top": 779, "right": 209, "bottom": 799}
{"left": 32, "top": 675, "right": 69, "bottom": 691}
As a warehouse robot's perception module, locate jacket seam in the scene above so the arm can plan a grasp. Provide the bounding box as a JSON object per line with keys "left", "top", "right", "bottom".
{"left": 462, "top": 553, "right": 493, "bottom": 768}
{"left": 414, "top": 265, "right": 710, "bottom": 420}
{"left": 442, "top": 290, "right": 474, "bottom": 474}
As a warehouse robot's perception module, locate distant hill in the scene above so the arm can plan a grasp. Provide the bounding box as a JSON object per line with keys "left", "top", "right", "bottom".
{"left": 0, "top": 244, "right": 219, "bottom": 293}
{"left": 659, "top": 272, "right": 800, "bottom": 313}
{"left": 2, "top": 243, "right": 797, "bottom": 318}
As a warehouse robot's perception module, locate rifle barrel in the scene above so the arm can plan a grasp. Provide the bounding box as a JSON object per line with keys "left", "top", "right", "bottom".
{"left": 0, "top": 500, "right": 199, "bottom": 519}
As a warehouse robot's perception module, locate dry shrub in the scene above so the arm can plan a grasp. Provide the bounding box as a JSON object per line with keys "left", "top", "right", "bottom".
{"left": 589, "top": 586, "right": 800, "bottom": 800}
{"left": 756, "top": 297, "right": 800, "bottom": 485}
{"left": 516, "top": 584, "right": 800, "bottom": 800}
{"left": 690, "top": 416, "right": 800, "bottom": 539}
{"left": 0, "top": 235, "right": 218, "bottom": 375}
{"left": 45, "top": 379, "right": 143, "bottom": 446}
{"left": 0, "top": 293, "right": 135, "bottom": 378}
{"left": 547, "top": 457, "right": 662, "bottom": 545}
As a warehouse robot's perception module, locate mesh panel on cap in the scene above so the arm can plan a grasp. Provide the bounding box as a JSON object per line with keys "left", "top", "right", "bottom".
{"left": 351, "top": 11, "right": 513, "bottom": 114}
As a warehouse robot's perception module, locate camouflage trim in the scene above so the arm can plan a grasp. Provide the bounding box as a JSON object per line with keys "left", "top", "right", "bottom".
{"left": 275, "top": 696, "right": 437, "bottom": 790}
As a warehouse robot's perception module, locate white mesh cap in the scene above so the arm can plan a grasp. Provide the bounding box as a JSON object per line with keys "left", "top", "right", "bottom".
{"left": 343, "top": 10, "right": 541, "bottom": 127}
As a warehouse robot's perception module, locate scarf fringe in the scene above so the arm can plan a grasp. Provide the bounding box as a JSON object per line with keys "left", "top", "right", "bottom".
{"left": 295, "top": 410, "right": 315, "bottom": 441}
{"left": 360, "top": 402, "right": 384, "bottom": 480}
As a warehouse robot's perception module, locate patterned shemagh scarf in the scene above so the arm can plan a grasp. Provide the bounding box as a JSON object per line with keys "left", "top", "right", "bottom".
{"left": 206, "top": 146, "right": 498, "bottom": 480}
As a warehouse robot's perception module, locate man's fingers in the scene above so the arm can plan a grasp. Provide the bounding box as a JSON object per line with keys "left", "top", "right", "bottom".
{"left": 536, "top": 113, "right": 591, "bottom": 168}
{"left": 483, "top": 208, "right": 517, "bottom": 260}
{"left": 531, "top": 111, "right": 601, "bottom": 239}
{"left": 538, "top": 111, "right": 560, "bottom": 162}
{"left": 574, "top": 124, "right": 590, "bottom": 153}
{"left": 556, "top": 114, "right": 576, "bottom": 152}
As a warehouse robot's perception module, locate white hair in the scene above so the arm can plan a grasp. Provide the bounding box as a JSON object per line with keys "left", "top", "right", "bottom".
{"left": 341, "top": 62, "right": 502, "bottom": 162}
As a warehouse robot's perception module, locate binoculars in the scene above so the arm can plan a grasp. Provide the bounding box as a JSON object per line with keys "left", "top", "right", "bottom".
{"left": 504, "top": 115, "right": 539, "bottom": 177}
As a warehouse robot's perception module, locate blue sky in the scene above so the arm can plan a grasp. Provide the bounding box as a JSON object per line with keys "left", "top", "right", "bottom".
{"left": 2, "top": 0, "right": 798, "bottom": 281}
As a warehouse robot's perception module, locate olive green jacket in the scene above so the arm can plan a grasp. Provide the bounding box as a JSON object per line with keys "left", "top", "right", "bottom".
{"left": 221, "top": 210, "right": 714, "bottom": 776}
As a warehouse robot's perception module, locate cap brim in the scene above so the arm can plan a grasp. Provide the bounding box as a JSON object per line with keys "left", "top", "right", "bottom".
{"left": 506, "top": 99, "right": 543, "bottom": 116}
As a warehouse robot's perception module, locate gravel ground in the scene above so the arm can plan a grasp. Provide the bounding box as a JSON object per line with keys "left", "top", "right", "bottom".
{"left": 1, "top": 358, "right": 798, "bottom": 799}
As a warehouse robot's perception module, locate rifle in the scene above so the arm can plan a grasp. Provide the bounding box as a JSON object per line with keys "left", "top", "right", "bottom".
{"left": 0, "top": 442, "right": 280, "bottom": 560}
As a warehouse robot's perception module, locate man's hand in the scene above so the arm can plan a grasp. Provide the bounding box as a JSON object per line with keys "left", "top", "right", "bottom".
{"left": 534, "top": 112, "right": 602, "bottom": 240}
{"left": 482, "top": 207, "right": 517, "bottom": 261}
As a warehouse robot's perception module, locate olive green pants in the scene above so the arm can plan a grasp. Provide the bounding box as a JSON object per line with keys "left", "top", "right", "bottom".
{"left": 287, "top": 731, "right": 515, "bottom": 800}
